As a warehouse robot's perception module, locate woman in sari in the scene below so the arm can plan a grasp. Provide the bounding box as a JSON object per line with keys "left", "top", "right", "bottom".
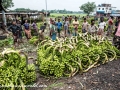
{"left": 23, "top": 20, "right": 31, "bottom": 40}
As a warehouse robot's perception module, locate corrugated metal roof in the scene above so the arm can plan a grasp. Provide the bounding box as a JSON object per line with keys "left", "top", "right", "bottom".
{"left": 0, "top": 12, "right": 40, "bottom": 15}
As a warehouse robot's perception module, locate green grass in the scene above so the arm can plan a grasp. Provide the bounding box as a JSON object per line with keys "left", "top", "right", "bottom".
{"left": 50, "top": 13, "right": 87, "bottom": 17}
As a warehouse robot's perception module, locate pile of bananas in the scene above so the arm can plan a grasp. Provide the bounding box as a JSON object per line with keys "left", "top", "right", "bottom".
{"left": 29, "top": 36, "right": 38, "bottom": 45}
{"left": 0, "top": 48, "right": 36, "bottom": 89}
{"left": 0, "top": 38, "right": 13, "bottom": 47}
{"left": 37, "top": 33, "right": 120, "bottom": 78}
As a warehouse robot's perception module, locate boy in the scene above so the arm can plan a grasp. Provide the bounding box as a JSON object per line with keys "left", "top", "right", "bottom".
{"left": 8, "top": 20, "right": 20, "bottom": 47}
{"left": 56, "top": 19, "right": 62, "bottom": 38}
{"left": 98, "top": 17, "right": 106, "bottom": 38}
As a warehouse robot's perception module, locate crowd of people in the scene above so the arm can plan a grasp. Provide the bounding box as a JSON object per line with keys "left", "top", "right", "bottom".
{"left": 47, "top": 15, "right": 118, "bottom": 40}
{"left": 7, "top": 20, "right": 38, "bottom": 46}
{"left": 6, "top": 15, "right": 120, "bottom": 47}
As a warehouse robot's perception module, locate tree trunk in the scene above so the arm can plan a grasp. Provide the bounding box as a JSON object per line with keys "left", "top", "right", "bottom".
{"left": 2, "top": 10, "right": 6, "bottom": 26}
{"left": 2, "top": 10, "right": 7, "bottom": 33}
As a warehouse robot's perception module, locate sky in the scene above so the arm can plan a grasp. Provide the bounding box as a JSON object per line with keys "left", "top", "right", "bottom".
{"left": 10, "top": 0, "right": 120, "bottom": 11}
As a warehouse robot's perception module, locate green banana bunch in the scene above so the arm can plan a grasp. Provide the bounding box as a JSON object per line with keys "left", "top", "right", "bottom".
{"left": 29, "top": 36, "right": 38, "bottom": 45}
{"left": 0, "top": 49, "right": 37, "bottom": 88}
{"left": 37, "top": 33, "right": 120, "bottom": 78}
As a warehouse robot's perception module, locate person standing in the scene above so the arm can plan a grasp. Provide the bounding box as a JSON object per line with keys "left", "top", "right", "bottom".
{"left": 82, "top": 18, "right": 88, "bottom": 33}
{"left": 98, "top": 17, "right": 106, "bottom": 38}
{"left": 107, "top": 16, "right": 114, "bottom": 36}
{"left": 113, "top": 17, "right": 120, "bottom": 42}
{"left": 48, "top": 18, "right": 53, "bottom": 37}
{"left": 72, "top": 17, "right": 79, "bottom": 36}
{"left": 56, "top": 19, "right": 62, "bottom": 38}
{"left": 23, "top": 20, "right": 31, "bottom": 40}
{"left": 115, "top": 26, "right": 120, "bottom": 37}
{"left": 88, "top": 19, "right": 98, "bottom": 36}
{"left": 8, "top": 20, "right": 20, "bottom": 47}
{"left": 63, "top": 17, "right": 69, "bottom": 37}
{"left": 62, "top": 15, "right": 65, "bottom": 22}
{"left": 39, "top": 23, "right": 47, "bottom": 41}
{"left": 54, "top": 18, "right": 58, "bottom": 30}
{"left": 50, "top": 20, "right": 57, "bottom": 41}
{"left": 69, "top": 16, "right": 72, "bottom": 24}
{"left": 32, "top": 20, "right": 38, "bottom": 34}
{"left": 48, "top": 18, "right": 52, "bottom": 27}
{"left": 17, "top": 20, "right": 23, "bottom": 43}
{"left": 113, "top": 16, "right": 119, "bottom": 35}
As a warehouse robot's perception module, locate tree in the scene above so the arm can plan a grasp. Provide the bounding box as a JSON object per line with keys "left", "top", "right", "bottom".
{"left": 15, "top": 8, "right": 30, "bottom": 12}
{"left": 80, "top": 2, "right": 96, "bottom": 15}
{"left": 2, "top": 0, "right": 14, "bottom": 9}
{"left": 41, "top": 9, "right": 45, "bottom": 12}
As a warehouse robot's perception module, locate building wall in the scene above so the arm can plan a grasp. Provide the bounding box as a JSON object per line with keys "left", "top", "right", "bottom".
{"left": 96, "top": 4, "right": 117, "bottom": 17}
{"left": 97, "top": 7, "right": 112, "bottom": 14}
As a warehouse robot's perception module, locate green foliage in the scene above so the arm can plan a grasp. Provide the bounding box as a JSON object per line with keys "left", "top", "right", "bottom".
{"left": 2, "top": 0, "right": 14, "bottom": 9}
{"left": 15, "top": 8, "right": 30, "bottom": 11}
{"left": 80, "top": 2, "right": 96, "bottom": 15}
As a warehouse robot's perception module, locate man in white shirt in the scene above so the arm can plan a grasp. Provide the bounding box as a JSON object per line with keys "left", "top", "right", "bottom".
{"left": 98, "top": 17, "right": 106, "bottom": 38}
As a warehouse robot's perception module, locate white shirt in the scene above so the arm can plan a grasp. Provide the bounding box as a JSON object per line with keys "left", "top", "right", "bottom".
{"left": 99, "top": 22, "right": 106, "bottom": 29}
{"left": 82, "top": 22, "right": 88, "bottom": 30}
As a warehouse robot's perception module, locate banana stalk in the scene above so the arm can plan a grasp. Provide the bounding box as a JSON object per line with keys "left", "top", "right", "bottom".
{"left": 66, "top": 63, "right": 76, "bottom": 77}
{"left": 106, "top": 50, "right": 117, "bottom": 61}
{"left": 83, "top": 61, "right": 98, "bottom": 73}
{"left": 102, "top": 53, "right": 109, "bottom": 64}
